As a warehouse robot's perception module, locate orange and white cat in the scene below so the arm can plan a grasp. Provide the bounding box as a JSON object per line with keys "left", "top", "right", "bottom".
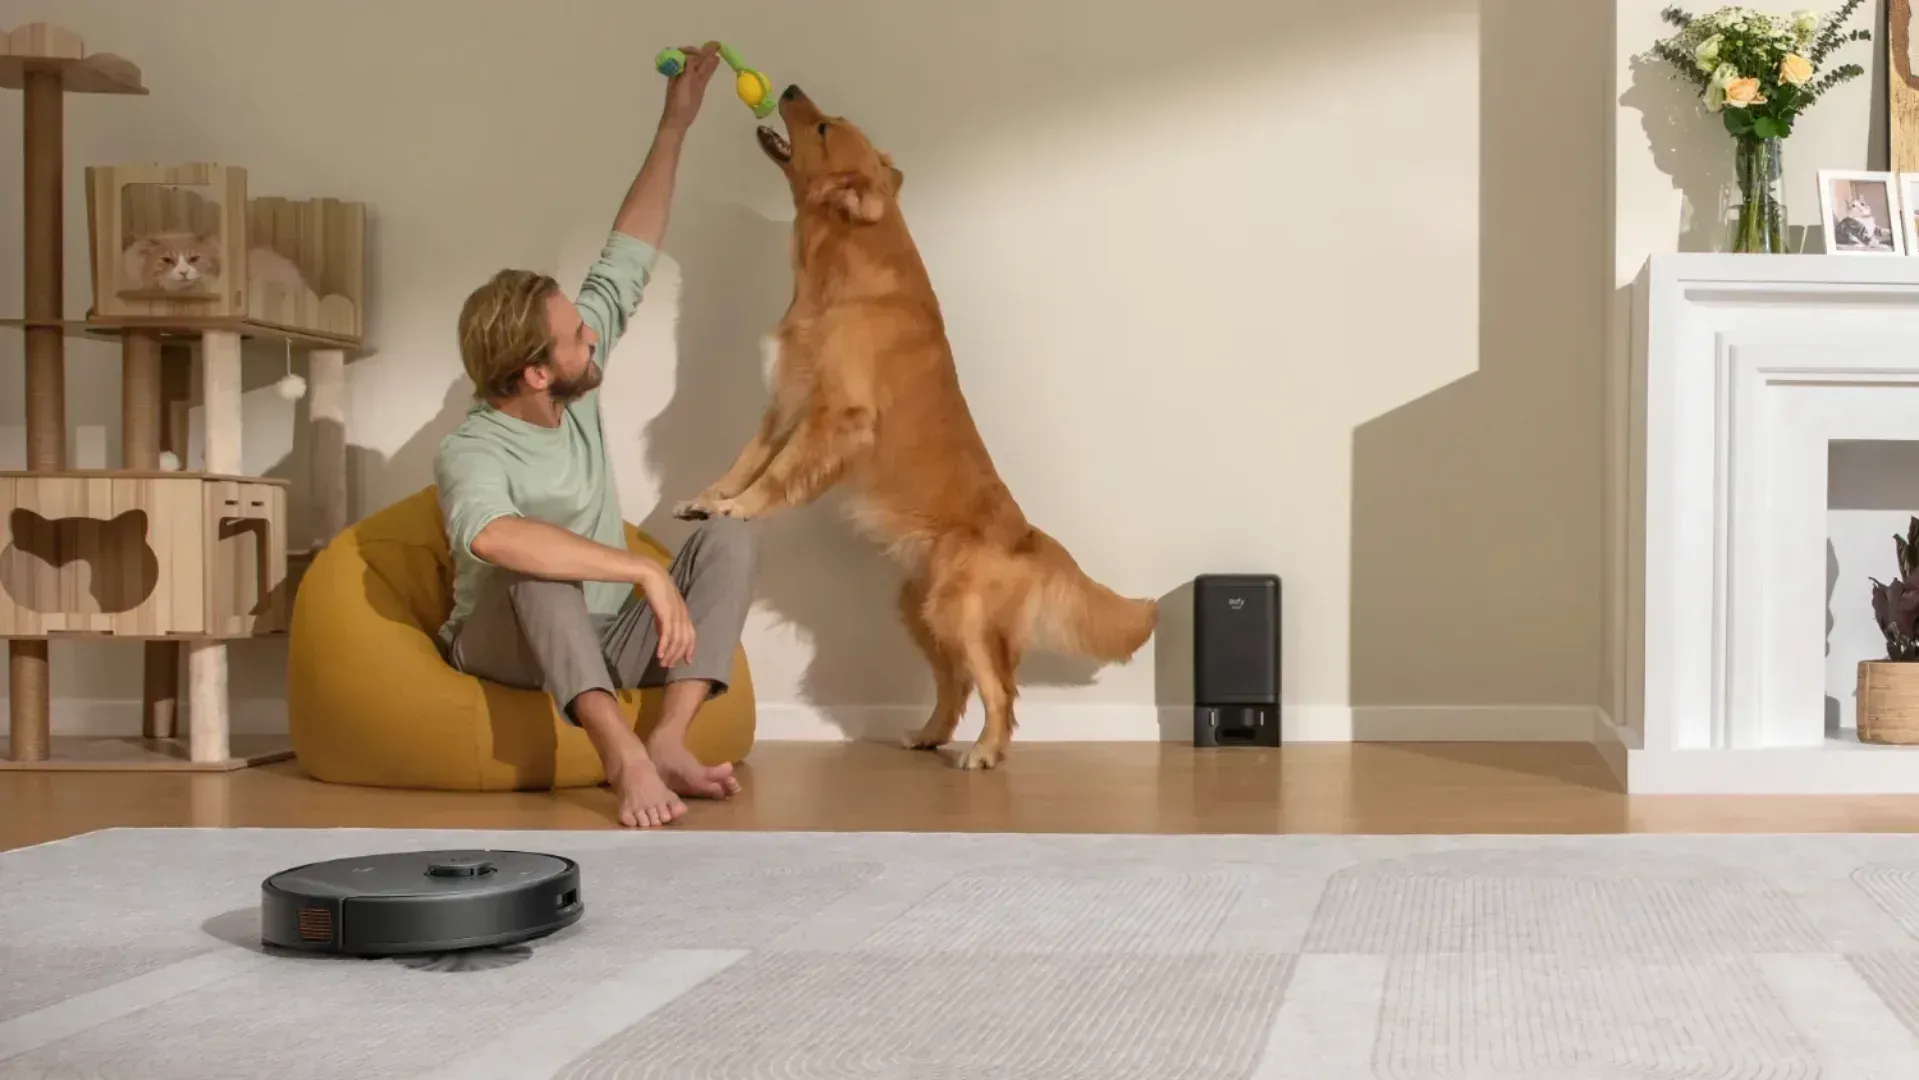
{"left": 120, "top": 232, "right": 310, "bottom": 293}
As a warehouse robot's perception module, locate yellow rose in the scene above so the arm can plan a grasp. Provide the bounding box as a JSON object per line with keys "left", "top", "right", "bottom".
{"left": 1779, "top": 53, "right": 1813, "bottom": 86}
{"left": 1723, "top": 77, "right": 1767, "bottom": 108}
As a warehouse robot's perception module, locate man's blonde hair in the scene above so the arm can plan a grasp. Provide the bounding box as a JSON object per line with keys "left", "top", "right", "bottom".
{"left": 458, "top": 268, "right": 561, "bottom": 400}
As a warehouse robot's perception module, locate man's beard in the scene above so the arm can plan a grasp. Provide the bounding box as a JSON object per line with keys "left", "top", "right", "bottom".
{"left": 546, "top": 359, "right": 603, "bottom": 405}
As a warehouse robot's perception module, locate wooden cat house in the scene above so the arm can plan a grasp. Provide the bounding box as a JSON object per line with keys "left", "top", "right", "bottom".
{"left": 84, "top": 162, "right": 366, "bottom": 346}
{"left": 2, "top": 21, "right": 373, "bottom": 774}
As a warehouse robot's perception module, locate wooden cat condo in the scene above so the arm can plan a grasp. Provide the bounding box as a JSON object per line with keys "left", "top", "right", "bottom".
{"left": 1, "top": 22, "right": 369, "bottom": 772}
{"left": 86, "top": 163, "right": 366, "bottom": 346}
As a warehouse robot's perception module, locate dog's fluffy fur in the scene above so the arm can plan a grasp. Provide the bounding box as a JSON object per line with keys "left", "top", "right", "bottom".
{"left": 673, "top": 86, "right": 1158, "bottom": 770}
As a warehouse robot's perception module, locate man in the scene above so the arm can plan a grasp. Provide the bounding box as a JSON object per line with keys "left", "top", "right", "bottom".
{"left": 433, "top": 42, "right": 753, "bottom": 829}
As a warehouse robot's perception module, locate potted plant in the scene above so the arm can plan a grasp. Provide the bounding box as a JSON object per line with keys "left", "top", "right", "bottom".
{"left": 1861, "top": 516, "right": 1919, "bottom": 744}
{"left": 1648, "top": 2, "right": 1871, "bottom": 253}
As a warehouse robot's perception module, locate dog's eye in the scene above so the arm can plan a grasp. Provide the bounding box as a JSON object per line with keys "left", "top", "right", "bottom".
{"left": 818, "top": 122, "right": 830, "bottom": 136}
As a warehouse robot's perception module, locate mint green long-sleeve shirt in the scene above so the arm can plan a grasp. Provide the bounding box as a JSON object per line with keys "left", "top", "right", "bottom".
{"left": 432, "top": 231, "right": 660, "bottom": 646}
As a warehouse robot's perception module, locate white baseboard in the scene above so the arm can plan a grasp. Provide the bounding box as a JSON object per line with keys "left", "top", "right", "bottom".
{"left": 9, "top": 697, "right": 1601, "bottom": 746}
{"left": 754, "top": 703, "right": 1605, "bottom": 743}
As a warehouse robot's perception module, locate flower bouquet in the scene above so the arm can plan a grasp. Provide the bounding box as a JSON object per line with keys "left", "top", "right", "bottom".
{"left": 1649, "top": 2, "right": 1871, "bottom": 253}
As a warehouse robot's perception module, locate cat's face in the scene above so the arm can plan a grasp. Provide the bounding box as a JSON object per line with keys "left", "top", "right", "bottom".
{"left": 1849, "top": 198, "right": 1874, "bottom": 219}
{"left": 125, "top": 233, "right": 222, "bottom": 291}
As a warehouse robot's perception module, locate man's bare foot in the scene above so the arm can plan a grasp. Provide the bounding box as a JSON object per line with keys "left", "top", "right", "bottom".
{"left": 605, "top": 751, "right": 687, "bottom": 828}
{"left": 645, "top": 735, "right": 742, "bottom": 800}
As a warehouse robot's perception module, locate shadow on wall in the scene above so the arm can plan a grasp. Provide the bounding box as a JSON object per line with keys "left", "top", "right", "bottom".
{"left": 1349, "top": 0, "right": 1610, "bottom": 716}
{"left": 1619, "top": 55, "right": 1741, "bottom": 254}
{"left": 627, "top": 0, "right": 1438, "bottom": 739}
{"left": 1829, "top": 538, "right": 1841, "bottom": 735}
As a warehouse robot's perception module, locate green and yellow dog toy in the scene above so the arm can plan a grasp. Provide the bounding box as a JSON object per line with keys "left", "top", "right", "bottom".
{"left": 655, "top": 42, "right": 775, "bottom": 120}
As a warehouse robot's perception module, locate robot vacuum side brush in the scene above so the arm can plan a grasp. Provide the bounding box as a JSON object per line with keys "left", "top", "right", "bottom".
{"left": 260, "top": 849, "right": 584, "bottom": 957}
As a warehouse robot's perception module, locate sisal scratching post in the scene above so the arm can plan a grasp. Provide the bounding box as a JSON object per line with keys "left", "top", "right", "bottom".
{"left": 10, "top": 67, "right": 66, "bottom": 763}
{"left": 309, "top": 348, "right": 348, "bottom": 546}
{"left": 188, "top": 329, "right": 242, "bottom": 763}
{"left": 122, "top": 330, "right": 178, "bottom": 739}
{"left": 142, "top": 341, "right": 193, "bottom": 740}
{"left": 120, "top": 331, "right": 160, "bottom": 466}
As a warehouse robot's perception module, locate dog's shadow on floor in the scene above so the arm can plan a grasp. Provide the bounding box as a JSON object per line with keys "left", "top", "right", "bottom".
{"left": 639, "top": 202, "right": 1100, "bottom": 740}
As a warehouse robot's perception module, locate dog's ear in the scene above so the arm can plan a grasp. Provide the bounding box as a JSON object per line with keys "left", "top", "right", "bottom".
{"left": 880, "top": 153, "right": 904, "bottom": 196}
{"left": 809, "top": 172, "right": 886, "bottom": 224}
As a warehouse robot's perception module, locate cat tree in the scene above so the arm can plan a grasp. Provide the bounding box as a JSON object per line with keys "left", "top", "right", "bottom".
{"left": 1, "top": 22, "right": 367, "bottom": 770}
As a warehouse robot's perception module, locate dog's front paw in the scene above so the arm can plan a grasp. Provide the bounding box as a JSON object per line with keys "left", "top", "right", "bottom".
{"left": 676, "top": 495, "right": 750, "bottom": 521}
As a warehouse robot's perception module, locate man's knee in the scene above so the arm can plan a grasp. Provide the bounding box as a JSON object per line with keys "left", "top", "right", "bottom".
{"left": 694, "top": 516, "right": 760, "bottom": 583}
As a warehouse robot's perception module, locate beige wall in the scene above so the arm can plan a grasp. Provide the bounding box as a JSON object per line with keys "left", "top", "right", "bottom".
{"left": 0, "top": 0, "right": 1612, "bottom": 736}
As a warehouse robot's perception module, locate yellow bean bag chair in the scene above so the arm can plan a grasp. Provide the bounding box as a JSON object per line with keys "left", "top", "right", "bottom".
{"left": 286, "top": 486, "right": 756, "bottom": 791}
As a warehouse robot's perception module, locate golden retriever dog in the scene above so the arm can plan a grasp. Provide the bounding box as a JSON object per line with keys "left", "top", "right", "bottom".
{"left": 672, "top": 85, "right": 1157, "bottom": 770}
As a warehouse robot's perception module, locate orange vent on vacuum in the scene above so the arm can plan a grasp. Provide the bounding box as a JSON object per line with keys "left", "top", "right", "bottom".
{"left": 297, "top": 906, "right": 333, "bottom": 942}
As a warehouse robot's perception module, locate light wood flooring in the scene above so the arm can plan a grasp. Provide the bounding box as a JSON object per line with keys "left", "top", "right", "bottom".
{"left": 7, "top": 741, "right": 1919, "bottom": 852}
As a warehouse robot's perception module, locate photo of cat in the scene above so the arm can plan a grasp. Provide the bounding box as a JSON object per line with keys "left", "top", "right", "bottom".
{"left": 119, "top": 231, "right": 312, "bottom": 293}
{"left": 1818, "top": 171, "right": 1904, "bottom": 255}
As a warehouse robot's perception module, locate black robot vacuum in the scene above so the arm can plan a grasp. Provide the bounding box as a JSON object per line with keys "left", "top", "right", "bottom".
{"left": 260, "top": 849, "right": 583, "bottom": 957}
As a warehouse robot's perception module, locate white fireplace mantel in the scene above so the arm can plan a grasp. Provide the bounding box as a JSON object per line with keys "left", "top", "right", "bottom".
{"left": 1617, "top": 252, "right": 1919, "bottom": 793}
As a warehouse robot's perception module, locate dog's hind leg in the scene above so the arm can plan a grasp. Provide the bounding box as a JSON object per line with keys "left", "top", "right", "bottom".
{"left": 899, "top": 577, "right": 973, "bottom": 751}
{"left": 954, "top": 615, "right": 1019, "bottom": 771}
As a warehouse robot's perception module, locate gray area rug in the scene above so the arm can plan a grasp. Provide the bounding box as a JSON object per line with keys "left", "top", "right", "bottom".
{"left": 5, "top": 829, "right": 1919, "bottom": 1078}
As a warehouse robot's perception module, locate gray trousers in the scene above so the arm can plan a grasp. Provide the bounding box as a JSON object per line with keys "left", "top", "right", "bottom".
{"left": 446, "top": 517, "right": 758, "bottom": 725}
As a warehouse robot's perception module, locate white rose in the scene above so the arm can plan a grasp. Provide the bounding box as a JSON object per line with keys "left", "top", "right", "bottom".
{"left": 1695, "top": 32, "right": 1724, "bottom": 69}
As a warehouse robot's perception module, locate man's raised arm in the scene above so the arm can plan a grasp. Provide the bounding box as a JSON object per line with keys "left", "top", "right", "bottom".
{"left": 573, "top": 41, "right": 722, "bottom": 367}
{"left": 613, "top": 41, "right": 720, "bottom": 249}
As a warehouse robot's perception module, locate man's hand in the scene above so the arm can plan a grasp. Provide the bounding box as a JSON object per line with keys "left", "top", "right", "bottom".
{"left": 660, "top": 42, "right": 721, "bottom": 133}
{"left": 635, "top": 562, "right": 697, "bottom": 668}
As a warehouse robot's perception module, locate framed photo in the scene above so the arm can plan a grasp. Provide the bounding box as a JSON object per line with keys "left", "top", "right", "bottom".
{"left": 1901, "top": 173, "right": 1919, "bottom": 254}
{"left": 1819, "top": 169, "right": 1905, "bottom": 255}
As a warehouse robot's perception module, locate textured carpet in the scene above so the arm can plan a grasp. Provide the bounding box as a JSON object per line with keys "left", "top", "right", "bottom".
{"left": 5, "top": 830, "right": 1919, "bottom": 1078}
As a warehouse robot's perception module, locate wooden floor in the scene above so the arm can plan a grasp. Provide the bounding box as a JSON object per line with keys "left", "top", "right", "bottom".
{"left": 6, "top": 741, "right": 1919, "bottom": 853}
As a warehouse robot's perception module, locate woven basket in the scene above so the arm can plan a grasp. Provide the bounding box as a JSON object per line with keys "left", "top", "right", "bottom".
{"left": 1856, "top": 661, "right": 1919, "bottom": 745}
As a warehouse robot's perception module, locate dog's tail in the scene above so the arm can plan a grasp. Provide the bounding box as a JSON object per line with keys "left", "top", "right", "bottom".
{"left": 1021, "top": 528, "right": 1158, "bottom": 662}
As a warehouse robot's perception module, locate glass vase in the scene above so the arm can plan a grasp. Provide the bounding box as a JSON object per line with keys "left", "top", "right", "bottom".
{"left": 1729, "top": 136, "right": 1788, "bottom": 254}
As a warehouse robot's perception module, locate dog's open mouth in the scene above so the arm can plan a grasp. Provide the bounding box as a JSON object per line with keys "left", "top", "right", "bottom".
{"left": 757, "top": 125, "right": 792, "bottom": 164}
